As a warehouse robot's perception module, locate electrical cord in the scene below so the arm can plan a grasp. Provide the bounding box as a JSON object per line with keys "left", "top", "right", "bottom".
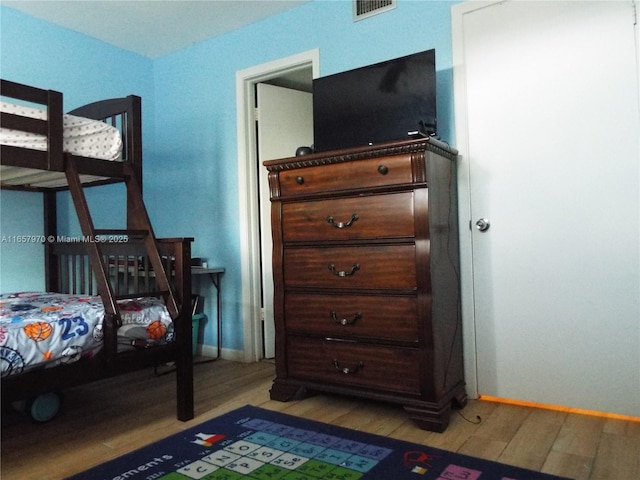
{"left": 457, "top": 409, "right": 482, "bottom": 425}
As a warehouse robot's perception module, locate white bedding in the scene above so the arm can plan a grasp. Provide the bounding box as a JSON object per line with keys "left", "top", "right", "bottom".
{"left": 0, "top": 101, "right": 123, "bottom": 161}
{"left": 0, "top": 292, "right": 173, "bottom": 378}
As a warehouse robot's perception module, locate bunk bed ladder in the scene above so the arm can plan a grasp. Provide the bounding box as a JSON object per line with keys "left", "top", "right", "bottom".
{"left": 64, "top": 156, "right": 180, "bottom": 362}
{"left": 120, "top": 161, "right": 179, "bottom": 317}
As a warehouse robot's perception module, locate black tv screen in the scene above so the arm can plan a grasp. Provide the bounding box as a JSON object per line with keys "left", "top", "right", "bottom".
{"left": 312, "top": 49, "right": 437, "bottom": 153}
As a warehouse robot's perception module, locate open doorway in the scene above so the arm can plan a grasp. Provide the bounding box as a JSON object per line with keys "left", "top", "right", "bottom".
{"left": 236, "top": 50, "right": 319, "bottom": 362}
{"left": 255, "top": 82, "right": 313, "bottom": 358}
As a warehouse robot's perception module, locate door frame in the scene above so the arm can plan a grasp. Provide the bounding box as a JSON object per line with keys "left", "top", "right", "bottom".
{"left": 236, "top": 49, "right": 320, "bottom": 362}
{"left": 451, "top": 0, "right": 502, "bottom": 399}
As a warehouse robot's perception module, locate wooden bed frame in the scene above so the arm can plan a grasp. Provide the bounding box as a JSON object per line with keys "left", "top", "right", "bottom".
{"left": 0, "top": 79, "right": 194, "bottom": 422}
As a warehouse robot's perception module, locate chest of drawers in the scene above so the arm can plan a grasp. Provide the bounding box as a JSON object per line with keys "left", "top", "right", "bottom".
{"left": 263, "top": 138, "right": 466, "bottom": 432}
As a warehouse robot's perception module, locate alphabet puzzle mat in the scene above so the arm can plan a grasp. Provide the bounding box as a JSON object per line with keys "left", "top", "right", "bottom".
{"left": 67, "top": 405, "right": 570, "bottom": 480}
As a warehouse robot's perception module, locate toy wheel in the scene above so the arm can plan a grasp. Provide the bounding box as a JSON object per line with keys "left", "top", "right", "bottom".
{"left": 27, "top": 392, "right": 62, "bottom": 422}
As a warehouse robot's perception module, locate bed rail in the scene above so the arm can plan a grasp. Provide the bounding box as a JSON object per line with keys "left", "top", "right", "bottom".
{"left": 49, "top": 238, "right": 190, "bottom": 300}
{"left": 0, "top": 79, "right": 64, "bottom": 172}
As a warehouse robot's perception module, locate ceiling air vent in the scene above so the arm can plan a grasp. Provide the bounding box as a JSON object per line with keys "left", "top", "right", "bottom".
{"left": 353, "top": 0, "right": 397, "bottom": 21}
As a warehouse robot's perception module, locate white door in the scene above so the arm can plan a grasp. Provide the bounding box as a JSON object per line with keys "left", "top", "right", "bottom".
{"left": 256, "top": 83, "right": 313, "bottom": 358}
{"left": 454, "top": 1, "right": 640, "bottom": 415}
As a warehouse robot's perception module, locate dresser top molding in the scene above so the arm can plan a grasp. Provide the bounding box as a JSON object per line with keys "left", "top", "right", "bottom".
{"left": 263, "top": 137, "right": 458, "bottom": 172}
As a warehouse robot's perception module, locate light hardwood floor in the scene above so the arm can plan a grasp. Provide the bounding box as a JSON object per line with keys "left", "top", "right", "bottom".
{"left": 2, "top": 359, "right": 639, "bottom": 479}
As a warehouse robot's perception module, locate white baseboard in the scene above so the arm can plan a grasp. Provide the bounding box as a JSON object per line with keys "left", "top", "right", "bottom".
{"left": 198, "top": 343, "right": 246, "bottom": 362}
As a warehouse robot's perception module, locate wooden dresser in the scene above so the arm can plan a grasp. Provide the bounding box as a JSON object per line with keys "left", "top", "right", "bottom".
{"left": 263, "top": 138, "right": 466, "bottom": 432}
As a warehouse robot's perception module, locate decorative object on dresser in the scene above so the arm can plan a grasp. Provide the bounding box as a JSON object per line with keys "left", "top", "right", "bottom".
{"left": 264, "top": 137, "right": 466, "bottom": 432}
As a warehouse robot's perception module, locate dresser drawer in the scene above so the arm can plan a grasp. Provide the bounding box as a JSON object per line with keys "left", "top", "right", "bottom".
{"left": 286, "top": 337, "right": 421, "bottom": 395}
{"left": 284, "top": 244, "right": 416, "bottom": 289}
{"left": 278, "top": 154, "right": 413, "bottom": 197}
{"left": 282, "top": 192, "right": 415, "bottom": 242}
{"left": 285, "top": 293, "right": 419, "bottom": 342}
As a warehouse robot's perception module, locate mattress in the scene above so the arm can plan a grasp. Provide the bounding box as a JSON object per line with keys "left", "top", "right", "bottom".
{"left": 0, "top": 101, "right": 123, "bottom": 161}
{"left": 0, "top": 292, "right": 173, "bottom": 378}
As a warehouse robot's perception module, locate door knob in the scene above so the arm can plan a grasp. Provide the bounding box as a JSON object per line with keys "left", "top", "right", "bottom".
{"left": 475, "top": 218, "right": 490, "bottom": 232}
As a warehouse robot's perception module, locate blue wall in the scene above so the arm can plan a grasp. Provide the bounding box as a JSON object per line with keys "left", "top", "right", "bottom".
{"left": 0, "top": 190, "right": 44, "bottom": 292}
{"left": 1, "top": 1, "right": 459, "bottom": 352}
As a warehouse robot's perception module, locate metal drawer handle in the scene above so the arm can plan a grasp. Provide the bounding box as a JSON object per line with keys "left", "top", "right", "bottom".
{"left": 295, "top": 176, "right": 304, "bottom": 185}
{"left": 330, "top": 311, "right": 362, "bottom": 326}
{"left": 326, "top": 213, "right": 359, "bottom": 229}
{"left": 377, "top": 164, "right": 388, "bottom": 175}
{"left": 328, "top": 263, "right": 360, "bottom": 277}
{"left": 333, "top": 359, "right": 364, "bottom": 375}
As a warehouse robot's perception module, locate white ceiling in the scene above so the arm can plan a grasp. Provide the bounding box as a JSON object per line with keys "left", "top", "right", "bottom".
{"left": 2, "top": 0, "right": 310, "bottom": 59}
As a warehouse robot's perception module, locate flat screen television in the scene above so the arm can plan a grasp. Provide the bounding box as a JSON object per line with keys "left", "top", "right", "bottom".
{"left": 312, "top": 49, "right": 437, "bottom": 153}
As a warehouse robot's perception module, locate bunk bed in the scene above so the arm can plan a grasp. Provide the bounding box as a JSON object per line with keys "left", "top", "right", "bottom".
{"left": 0, "top": 79, "right": 194, "bottom": 422}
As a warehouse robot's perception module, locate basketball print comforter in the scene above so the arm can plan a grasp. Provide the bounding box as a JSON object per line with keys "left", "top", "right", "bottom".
{"left": 0, "top": 292, "right": 173, "bottom": 378}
